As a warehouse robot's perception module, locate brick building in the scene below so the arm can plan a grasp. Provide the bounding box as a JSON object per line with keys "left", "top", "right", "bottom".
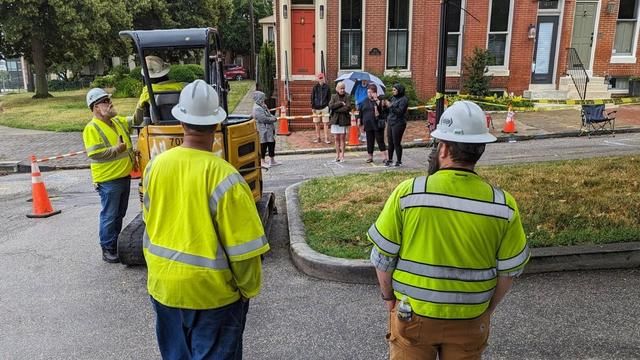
{"left": 272, "top": 0, "right": 640, "bottom": 120}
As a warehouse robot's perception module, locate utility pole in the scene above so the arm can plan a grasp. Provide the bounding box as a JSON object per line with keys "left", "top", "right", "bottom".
{"left": 435, "top": 0, "right": 449, "bottom": 126}
{"left": 249, "top": 0, "right": 257, "bottom": 80}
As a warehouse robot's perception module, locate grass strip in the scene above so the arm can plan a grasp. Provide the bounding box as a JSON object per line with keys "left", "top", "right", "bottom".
{"left": 299, "top": 156, "right": 640, "bottom": 259}
{"left": 0, "top": 80, "right": 254, "bottom": 132}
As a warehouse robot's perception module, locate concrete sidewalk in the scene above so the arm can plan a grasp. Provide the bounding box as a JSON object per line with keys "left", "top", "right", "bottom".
{"left": 273, "top": 105, "right": 640, "bottom": 154}
{"left": 1, "top": 102, "right": 639, "bottom": 171}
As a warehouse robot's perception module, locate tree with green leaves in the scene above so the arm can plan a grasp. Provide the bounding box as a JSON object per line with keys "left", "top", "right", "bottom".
{"left": 219, "top": 0, "right": 272, "bottom": 59}
{"left": 0, "top": 0, "right": 233, "bottom": 98}
{"left": 257, "top": 42, "right": 275, "bottom": 99}
{"left": 462, "top": 47, "right": 494, "bottom": 97}
{"left": 0, "top": 0, "right": 133, "bottom": 98}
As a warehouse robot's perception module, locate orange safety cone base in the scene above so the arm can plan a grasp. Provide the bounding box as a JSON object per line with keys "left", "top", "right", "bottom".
{"left": 501, "top": 111, "right": 517, "bottom": 133}
{"left": 347, "top": 125, "right": 360, "bottom": 146}
{"left": 276, "top": 118, "right": 291, "bottom": 136}
{"left": 27, "top": 155, "right": 61, "bottom": 218}
{"left": 27, "top": 209, "right": 61, "bottom": 218}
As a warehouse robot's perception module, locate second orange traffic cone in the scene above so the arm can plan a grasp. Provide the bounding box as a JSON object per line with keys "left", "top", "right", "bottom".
{"left": 26, "top": 155, "right": 61, "bottom": 218}
{"left": 502, "top": 106, "right": 517, "bottom": 134}
{"left": 276, "top": 105, "right": 291, "bottom": 136}
{"left": 347, "top": 112, "right": 360, "bottom": 146}
{"left": 129, "top": 151, "right": 141, "bottom": 179}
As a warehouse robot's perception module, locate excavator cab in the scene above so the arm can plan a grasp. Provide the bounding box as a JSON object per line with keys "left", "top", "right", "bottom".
{"left": 117, "top": 28, "right": 273, "bottom": 265}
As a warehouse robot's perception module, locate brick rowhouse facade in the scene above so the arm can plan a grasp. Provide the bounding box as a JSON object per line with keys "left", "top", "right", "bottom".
{"left": 274, "top": 0, "right": 640, "bottom": 121}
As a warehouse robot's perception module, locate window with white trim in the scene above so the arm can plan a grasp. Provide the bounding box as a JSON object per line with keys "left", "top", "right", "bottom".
{"left": 487, "top": 0, "right": 511, "bottom": 66}
{"left": 267, "top": 26, "right": 275, "bottom": 43}
{"left": 387, "top": 0, "right": 410, "bottom": 69}
{"left": 446, "top": 0, "right": 464, "bottom": 67}
{"left": 341, "top": 0, "right": 363, "bottom": 69}
{"left": 614, "top": 0, "right": 638, "bottom": 55}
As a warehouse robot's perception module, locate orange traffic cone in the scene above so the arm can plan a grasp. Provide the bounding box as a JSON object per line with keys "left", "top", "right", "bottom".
{"left": 276, "top": 105, "right": 291, "bottom": 136}
{"left": 129, "top": 151, "right": 141, "bottom": 179}
{"left": 347, "top": 112, "right": 360, "bottom": 146}
{"left": 502, "top": 106, "right": 517, "bottom": 134}
{"left": 26, "top": 155, "right": 61, "bottom": 218}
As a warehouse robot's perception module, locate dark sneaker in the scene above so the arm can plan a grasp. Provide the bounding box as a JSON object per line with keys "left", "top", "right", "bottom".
{"left": 384, "top": 160, "right": 393, "bottom": 167}
{"left": 395, "top": 161, "right": 402, "bottom": 167}
{"left": 102, "top": 249, "right": 120, "bottom": 263}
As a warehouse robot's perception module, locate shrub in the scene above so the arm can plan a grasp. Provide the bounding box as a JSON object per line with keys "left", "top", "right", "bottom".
{"left": 90, "top": 74, "right": 117, "bottom": 88}
{"left": 258, "top": 43, "right": 276, "bottom": 99}
{"left": 462, "top": 47, "right": 494, "bottom": 96}
{"left": 109, "top": 65, "right": 130, "bottom": 80}
{"left": 130, "top": 66, "right": 144, "bottom": 82}
{"left": 47, "top": 80, "right": 84, "bottom": 91}
{"left": 167, "top": 64, "right": 204, "bottom": 83}
{"left": 378, "top": 72, "right": 421, "bottom": 107}
{"left": 185, "top": 64, "right": 204, "bottom": 79}
{"left": 112, "top": 76, "right": 143, "bottom": 98}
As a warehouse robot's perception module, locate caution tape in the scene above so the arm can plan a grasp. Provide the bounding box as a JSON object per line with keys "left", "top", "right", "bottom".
{"left": 35, "top": 150, "right": 87, "bottom": 163}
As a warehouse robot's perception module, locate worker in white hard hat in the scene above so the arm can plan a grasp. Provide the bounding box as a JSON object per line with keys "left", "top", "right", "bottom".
{"left": 142, "top": 79, "right": 270, "bottom": 359}
{"left": 82, "top": 88, "right": 134, "bottom": 263}
{"left": 368, "top": 100, "right": 529, "bottom": 360}
{"left": 134, "top": 55, "right": 185, "bottom": 124}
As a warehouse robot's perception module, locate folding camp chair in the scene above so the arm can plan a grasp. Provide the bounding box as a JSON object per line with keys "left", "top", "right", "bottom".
{"left": 580, "top": 104, "right": 616, "bottom": 137}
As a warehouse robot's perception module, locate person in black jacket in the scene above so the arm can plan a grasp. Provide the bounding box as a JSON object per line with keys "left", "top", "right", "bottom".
{"left": 357, "top": 84, "right": 388, "bottom": 164}
{"left": 310, "top": 73, "right": 331, "bottom": 144}
{"left": 385, "top": 83, "right": 409, "bottom": 167}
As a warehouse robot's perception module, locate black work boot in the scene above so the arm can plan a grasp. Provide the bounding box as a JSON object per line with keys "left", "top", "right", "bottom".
{"left": 102, "top": 248, "right": 120, "bottom": 263}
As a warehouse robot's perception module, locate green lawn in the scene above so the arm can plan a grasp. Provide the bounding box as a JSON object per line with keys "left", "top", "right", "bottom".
{"left": 299, "top": 156, "right": 640, "bottom": 259}
{"left": 0, "top": 80, "right": 254, "bottom": 132}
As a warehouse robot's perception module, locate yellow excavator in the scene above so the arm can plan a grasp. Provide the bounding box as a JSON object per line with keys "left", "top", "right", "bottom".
{"left": 117, "top": 28, "right": 274, "bottom": 265}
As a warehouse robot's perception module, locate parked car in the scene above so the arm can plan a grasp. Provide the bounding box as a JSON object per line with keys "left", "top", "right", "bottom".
{"left": 224, "top": 64, "right": 247, "bottom": 81}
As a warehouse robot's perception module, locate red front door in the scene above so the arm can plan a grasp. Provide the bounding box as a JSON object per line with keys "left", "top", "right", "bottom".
{"left": 291, "top": 9, "right": 315, "bottom": 75}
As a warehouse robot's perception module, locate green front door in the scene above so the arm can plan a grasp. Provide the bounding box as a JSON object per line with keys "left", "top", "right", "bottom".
{"left": 571, "top": 2, "right": 597, "bottom": 69}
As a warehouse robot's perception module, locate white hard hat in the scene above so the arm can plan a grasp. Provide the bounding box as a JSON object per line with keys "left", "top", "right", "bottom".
{"left": 171, "top": 79, "right": 227, "bottom": 125}
{"left": 143, "top": 56, "right": 171, "bottom": 79}
{"left": 430, "top": 101, "right": 497, "bottom": 143}
{"left": 86, "top": 88, "right": 110, "bottom": 109}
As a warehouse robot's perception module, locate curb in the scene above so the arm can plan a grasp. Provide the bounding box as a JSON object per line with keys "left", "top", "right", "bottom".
{"left": 277, "top": 126, "right": 640, "bottom": 156}
{"left": 285, "top": 181, "right": 640, "bottom": 284}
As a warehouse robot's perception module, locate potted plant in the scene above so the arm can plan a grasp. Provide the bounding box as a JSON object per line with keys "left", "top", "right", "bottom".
{"left": 629, "top": 76, "right": 640, "bottom": 97}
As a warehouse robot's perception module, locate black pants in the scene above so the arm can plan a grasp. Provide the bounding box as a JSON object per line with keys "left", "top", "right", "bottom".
{"left": 261, "top": 142, "right": 275, "bottom": 159}
{"left": 365, "top": 129, "right": 386, "bottom": 154}
{"left": 387, "top": 123, "right": 407, "bottom": 163}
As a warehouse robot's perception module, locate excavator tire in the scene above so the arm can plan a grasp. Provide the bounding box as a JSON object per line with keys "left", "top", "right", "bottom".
{"left": 117, "top": 213, "right": 146, "bottom": 266}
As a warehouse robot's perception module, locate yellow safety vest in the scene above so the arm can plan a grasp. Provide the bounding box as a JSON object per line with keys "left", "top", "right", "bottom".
{"left": 142, "top": 146, "right": 270, "bottom": 310}
{"left": 137, "top": 81, "right": 186, "bottom": 108}
{"left": 368, "top": 169, "right": 529, "bottom": 319}
{"left": 82, "top": 116, "right": 133, "bottom": 183}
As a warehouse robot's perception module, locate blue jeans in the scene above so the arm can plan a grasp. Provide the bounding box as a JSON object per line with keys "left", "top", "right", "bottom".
{"left": 96, "top": 176, "right": 131, "bottom": 251}
{"left": 151, "top": 297, "right": 249, "bottom": 360}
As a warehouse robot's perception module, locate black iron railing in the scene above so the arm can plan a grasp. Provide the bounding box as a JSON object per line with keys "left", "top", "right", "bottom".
{"left": 321, "top": 50, "right": 326, "bottom": 76}
{"left": 566, "top": 48, "right": 589, "bottom": 101}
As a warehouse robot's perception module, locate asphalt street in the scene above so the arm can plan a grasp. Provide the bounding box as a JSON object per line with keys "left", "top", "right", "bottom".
{"left": 1, "top": 135, "right": 640, "bottom": 359}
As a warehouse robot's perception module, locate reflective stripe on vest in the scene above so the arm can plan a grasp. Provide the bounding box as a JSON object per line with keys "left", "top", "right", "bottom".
{"left": 142, "top": 157, "right": 155, "bottom": 212}
{"left": 400, "top": 193, "right": 515, "bottom": 220}
{"left": 396, "top": 258, "right": 497, "bottom": 282}
{"left": 393, "top": 279, "right": 495, "bottom": 305}
{"left": 497, "top": 244, "right": 530, "bottom": 271}
{"left": 225, "top": 235, "right": 269, "bottom": 257}
{"left": 368, "top": 223, "right": 400, "bottom": 255}
{"left": 208, "top": 173, "right": 246, "bottom": 217}
{"left": 143, "top": 230, "right": 229, "bottom": 269}
{"left": 412, "top": 176, "right": 427, "bottom": 194}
